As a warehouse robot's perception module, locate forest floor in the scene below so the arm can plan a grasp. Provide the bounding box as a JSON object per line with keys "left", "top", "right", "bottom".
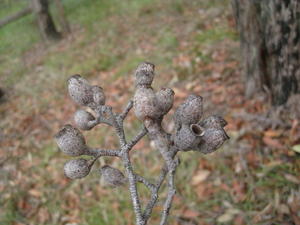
{"left": 0, "top": 0, "right": 300, "bottom": 225}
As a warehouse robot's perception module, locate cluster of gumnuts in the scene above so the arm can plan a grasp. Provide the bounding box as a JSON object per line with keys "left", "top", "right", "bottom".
{"left": 54, "top": 62, "right": 229, "bottom": 185}
{"left": 55, "top": 74, "right": 126, "bottom": 186}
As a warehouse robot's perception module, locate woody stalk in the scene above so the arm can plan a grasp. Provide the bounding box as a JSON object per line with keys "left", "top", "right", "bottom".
{"left": 54, "top": 62, "right": 229, "bottom": 225}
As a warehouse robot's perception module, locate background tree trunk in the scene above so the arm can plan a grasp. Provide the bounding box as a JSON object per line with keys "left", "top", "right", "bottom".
{"left": 232, "top": 0, "right": 300, "bottom": 106}
{"left": 31, "top": 0, "right": 61, "bottom": 41}
{"left": 53, "top": 0, "right": 70, "bottom": 34}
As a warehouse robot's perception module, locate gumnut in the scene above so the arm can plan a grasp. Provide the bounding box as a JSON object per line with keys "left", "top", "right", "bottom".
{"left": 174, "top": 124, "right": 205, "bottom": 151}
{"left": 194, "top": 127, "right": 229, "bottom": 154}
{"left": 174, "top": 95, "right": 203, "bottom": 128}
{"left": 74, "top": 109, "right": 97, "bottom": 130}
{"left": 135, "top": 62, "right": 155, "bottom": 87}
{"left": 156, "top": 88, "right": 175, "bottom": 116}
{"left": 134, "top": 85, "right": 161, "bottom": 121}
{"left": 100, "top": 165, "right": 127, "bottom": 187}
{"left": 92, "top": 85, "right": 106, "bottom": 105}
{"left": 54, "top": 124, "right": 87, "bottom": 156}
{"left": 64, "top": 158, "right": 90, "bottom": 179}
{"left": 68, "top": 75, "right": 94, "bottom": 106}
{"left": 199, "top": 115, "right": 228, "bottom": 128}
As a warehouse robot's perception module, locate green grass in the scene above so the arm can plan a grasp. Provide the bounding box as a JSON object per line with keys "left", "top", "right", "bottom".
{"left": 0, "top": 0, "right": 155, "bottom": 87}
{"left": 196, "top": 26, "right": 238, "bottom": 45}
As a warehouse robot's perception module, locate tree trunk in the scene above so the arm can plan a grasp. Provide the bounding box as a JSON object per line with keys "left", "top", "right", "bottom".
{"left": 232, "top": 0, "right": 300, "bottom": 106}
{"left": 31, "top": 0, "right": 61, "bottom": 41}
{"left": 53, "top": 0, "right": 70, "bottom": 34}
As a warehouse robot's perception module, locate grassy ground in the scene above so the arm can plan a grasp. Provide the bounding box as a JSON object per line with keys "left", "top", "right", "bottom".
{"left": 1, "top": 0, "right": 299, "bottom": 225}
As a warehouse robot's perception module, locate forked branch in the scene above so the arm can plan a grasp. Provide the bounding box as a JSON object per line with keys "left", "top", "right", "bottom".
{"left": 54, "top": 62, "right": 229, "bottom": 225}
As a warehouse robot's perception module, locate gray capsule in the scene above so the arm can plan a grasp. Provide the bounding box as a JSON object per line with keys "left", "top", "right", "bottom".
{"left": 133, "top": 87, "right": 161, "bottom": 121}
{"left": 64, "top": 159, "right": 90, "bottom": 179}
{"left": 74, "top": 110, "right": 96, "bottom": 130}
{"left": 92, "top": 85, "right": 106, "bottom": 105}
{"left": 68, "top": 75, "right": 94, "bottom": 106}
{"left": 54, "top": 124, "right": 87, "bottom": 156}
{"left": 100, "top": 165, "right": 127, "bottom": 187}
{"left": 135, "top": 62, "right": 155, "bottom": 86}
{"left": 174, "top": 95, "right": 203, "bottom": 127}
{"left": 156, "top": 87, "right": 175, "bottom": 116}
{"left": 195, "top": 127, "right": 229, "bottom": 154}
{"left": 174, "top": 124, "right": 205, "bottom": 151}
{"left": 199, "top": 115, "right": 227, "bottom": 129}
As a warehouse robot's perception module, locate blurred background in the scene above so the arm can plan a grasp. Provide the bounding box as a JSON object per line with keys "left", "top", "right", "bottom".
{"left": 0, "top": 0, "right": 299, "bottom": 224}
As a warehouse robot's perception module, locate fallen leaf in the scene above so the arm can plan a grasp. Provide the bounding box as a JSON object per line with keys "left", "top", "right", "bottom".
{"left": 284, "top": 174, "right": 300, "bottom": 184}
{"left": 217, "top": 209, "right": 239, "bottom": 223}
{"left": 191, "top": 170, "right": 210, "bottom": 185}
{"left": 264, "top": 129, "right": 282, "bottom": 138}
{"left": 263, "top": 136, "right": 284, "bottom": 149}
{"left": 29, "top": 189, "right": 42, "bottom": 198}
{"left": 182, "top": 209, "right": 200, "bottom": 218}
{"left": 292, "top": 145, "right": 300, "bottom": 153}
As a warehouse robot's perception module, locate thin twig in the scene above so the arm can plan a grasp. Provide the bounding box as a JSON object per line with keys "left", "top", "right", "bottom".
{"left": 109, "top": 106, "right": 145, "bottom": 225}
{"left": 127, "top": 126, "right": 148, "bottom": 151}
{"left": 143, "top": 166, "right": 168, "bottom": 221}
{"left": 87, "top": 148, "right": 120, "bottom": 157}
{"left": 160, "top": 169, "right": 177, "bottom": 225}
{"left": 122, "top": 152, "right": 145, "bottom": 225}
{"left": 120, "top": 100, "right": 134, "bottom": 121}
{"left": 134, "top": 173, "right": 156, "bottom": 191}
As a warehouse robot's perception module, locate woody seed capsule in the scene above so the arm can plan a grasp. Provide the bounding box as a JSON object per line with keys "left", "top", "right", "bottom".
{"left": 100, "top": 165, "right": 127, "bottom": 187}
{"left": 195, "top": 127, "right": 229, "bottom": 154}
{"left": 174, "top": 95, "right": 203, "bottom": 127}
{"left": 54, "top": 124, "right": 87, "bottom": 156}
{"left": 64, "top": 158, "right": 90, "bottom": 179}
{"left": 156, "top": 87, "right": 175, "bottom": 116}
{"left": 68, "top": 75, "right": 94, "bottom": 107}
{"left": 74, "top": 110, "right": 96, "bottom": 130}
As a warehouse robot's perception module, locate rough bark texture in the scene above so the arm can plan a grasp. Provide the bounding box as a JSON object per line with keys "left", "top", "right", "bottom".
{"left": 31, "top": 0, "right": 61, "bottom": 41}
{"left": 53, "top": 0, "right": 70, "bottom": 34}
{"left": 232, "top": 0, "right": 300, "bottom": 105}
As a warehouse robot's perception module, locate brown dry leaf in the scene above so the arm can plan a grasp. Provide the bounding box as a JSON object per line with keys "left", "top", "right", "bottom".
{"left": 38, "top": 207, "right": 50, "bottom": 224}
{"left": 217, "top": 209, "right": 240, "bottom": 223}
{"left": 231, "top": 180, "right": 246, "bottom": 202}
{"left": 191, "top": 170, "right": 210, "bottom": 186}
{"left": 263, "top": 136, "right": 284, "bottom": 149}
{"left": 182, "top": 209, "right": 200, "bottom": 218}
{"left": 284, "top": 174, "right": 300, "bottom": 184}
{"left": 173, "top": 87, "right": 188, "bottom": 99}
{"left": 264, "top": 129, "right": 282, "bottom": 138}
{"left": 233, "top": 215, "right": 245, "bottom": 225}
{"left": 29, "top": 189, "right": 42, "bottom": 198}
{"left": 253, "top": 203, "right": 272, "bottom": 223}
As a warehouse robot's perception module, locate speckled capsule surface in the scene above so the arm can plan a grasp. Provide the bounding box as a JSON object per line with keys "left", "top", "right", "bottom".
{"left": 174, "top": 95, "right": 203, "bottom": 127}
{"left": 135, "top": 62, "right": 155, "bottom": 86}
{"left": 156, "top": 87, "right": 175, "bottom": 116}
{"left": 74, "top": 110, "right": 96, "bottom": 130}
{"left": 64, "top": 158, "right": 90, "bottom": 179}
{"left": 195, "top": 127, "right": 229, "bottom": 154}
{"left": 133, "top": 88, "right": 161, "bottom": 121}
{"left": 174, "top": 124, "right": 204, "bottom": 151}
{"left": 199, "top": 115, "right": 228, "bottom": 128}
{"left": 100, "top": 165, "right": 127, "bottom": 187}
{"left": 68, "top": 75, "right": 94, "bottom": 106}
{"left": 55, "top": 124, "right": 87, "bottom": 156}
{"left": 92, "top": 85, "right": 106, "bottom": 105}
